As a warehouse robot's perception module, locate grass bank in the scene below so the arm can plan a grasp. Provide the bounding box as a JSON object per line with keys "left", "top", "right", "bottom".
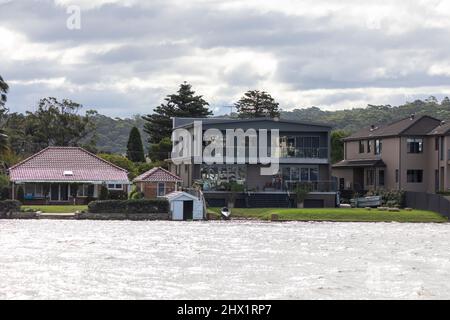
{"left": 22, "top": 205, "right": 88, "bottom": 213}
{"left": 208, "top": 207, "right": 448, "bottom": 223}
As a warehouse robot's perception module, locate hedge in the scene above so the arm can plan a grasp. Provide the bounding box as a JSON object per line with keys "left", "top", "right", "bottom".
{"left": 88, "top": 199, "right": 170, "bottom": 214}
{"left": 0, "top": 200, "right": 22, "bottom": 215}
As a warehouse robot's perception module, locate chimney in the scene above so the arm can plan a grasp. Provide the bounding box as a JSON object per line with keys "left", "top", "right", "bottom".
{"left": 370, "top": 125, "right": 375, "bottom": 131}
{"left": 441, "top": 120, "right": 446, "bottom": 126}
{"left": 410, "top": 114, "right": 415, "bottom": 120}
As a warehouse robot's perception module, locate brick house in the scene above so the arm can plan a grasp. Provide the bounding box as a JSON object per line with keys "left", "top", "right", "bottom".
{"left": 8, "top": 147, "right": 130, "bottom": 204}
{"left": 134, "top": 167, "right": 182, "bottom": 198}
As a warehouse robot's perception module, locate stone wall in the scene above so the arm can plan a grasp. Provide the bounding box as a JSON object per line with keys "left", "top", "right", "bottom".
{"left": 76, "top": 212, "right": 171, "bottom": 220}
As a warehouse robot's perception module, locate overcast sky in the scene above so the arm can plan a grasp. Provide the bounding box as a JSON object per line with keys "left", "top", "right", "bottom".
{"left": 2, "top": 0, "right": 450, "bottom": 117}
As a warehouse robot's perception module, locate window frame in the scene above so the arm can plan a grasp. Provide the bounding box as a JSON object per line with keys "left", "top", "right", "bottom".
{"left": 406, "top": 137, "right": 424, "bottom": 154}
{"left": 375, "top": 139, "right": 382, "bottom": 155}
{"left": 107, "top": 184, "right": 123, "bottom": 191}
{"left": 378, "top": 169, "right": 385, "bottom": 187}
{"left": 157, "top": 182, "right": 166, "bottom": 197}
{"left": 407, "top": 170, "right": 423, "bottom": 183}
{"left": 359, "top": 140, "right": 365, "bottom": 154}
{"left": 366, "top": 169, "right": 375, "bottom": 186}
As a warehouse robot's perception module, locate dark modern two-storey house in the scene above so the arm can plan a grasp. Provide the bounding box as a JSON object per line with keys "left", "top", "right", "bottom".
{"left": 168, "top": 117, "right": 337, "bottom": 208}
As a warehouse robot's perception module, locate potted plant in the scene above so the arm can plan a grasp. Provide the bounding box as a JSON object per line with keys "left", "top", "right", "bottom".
{"left": 294, "top": 183, "right": 312, "bottom": 208}
{"left": 228, "top": 181, "right": 244, "bottom": 208}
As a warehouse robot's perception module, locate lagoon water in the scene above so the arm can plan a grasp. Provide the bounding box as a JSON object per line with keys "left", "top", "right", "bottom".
{"left": 0, "top": 220, "right": 449, "bottom": 299}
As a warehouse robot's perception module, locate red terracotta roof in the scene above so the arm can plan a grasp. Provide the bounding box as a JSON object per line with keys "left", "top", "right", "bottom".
{"left": 8, "top": 147, "right": 129, "bottom": 182}
{"left": 134, "top": 167, "right": 182, "bottom": 182}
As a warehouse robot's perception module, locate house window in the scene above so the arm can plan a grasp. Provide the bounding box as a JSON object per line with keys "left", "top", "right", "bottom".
{"left": 24, "top": 184, "right": 43, "bottom": 198}
{"left": 366, "top": 169, "right": 375, "bottom": 186}
{"left": 435, "top": 137, "right": 439, "bottom": 151}
{"left": 359, "top": 140, "right": 365, "bottom": 153}
{"left": 157, "top": 182, "right": 165, "bottom": 197}
{"left": 77, "top": 184, "right": 94, "bottom": 197}
{"left": 300, "top": 168, "right": 309, "bottom": 181}
{"left": 309, "top": 168, "right": 318, "bottom": 181}
{"left": 407, "top": 170, "right": 423, "bottom": 183}
{"left": 367, "top": 140, "right": 371, "bottom": 153}
{"left": 395, "top": 169, "right": 399, "bottom": 183}
{"left": 407, "top": 138, "right": 423, "bottom": 153}
{"left": 440, "top": 138, "right": 444, "bottom": 160}
{"left": 375, "top": 139, "right": 382, "bottom": 155}
{"left": 107, "top": 184, "right": 123, "bottom": 190}
{"left": 378, "top": 170, "right": 385, "bottom": 186}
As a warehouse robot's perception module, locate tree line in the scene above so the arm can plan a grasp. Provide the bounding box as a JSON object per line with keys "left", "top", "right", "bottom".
{"left": 4, "top": 72, "right": 450, "bottom": 178}
{"left": 0, "top": 75, "right": 282, "bottom": 193}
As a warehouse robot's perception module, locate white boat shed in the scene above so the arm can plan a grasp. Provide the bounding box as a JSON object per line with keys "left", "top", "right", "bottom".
{"left": 164, "top": 191, "right": 204, "bottom": 220}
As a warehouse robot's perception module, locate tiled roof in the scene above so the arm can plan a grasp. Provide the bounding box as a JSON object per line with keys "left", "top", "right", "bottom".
{"left": 343, "top": 115, "right": 441, "bottom": 141}
{"left": 9, "top": 147, "right": 129, "bottom": 182}
{"left": 133, "top": 167, "right": 182, "bottom": 182}
{"left": 428, "top": 121, "right": 450, "bottom": 135}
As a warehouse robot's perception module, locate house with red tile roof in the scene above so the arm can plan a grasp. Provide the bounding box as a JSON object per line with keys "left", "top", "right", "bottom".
{"left": 8, "top": 147, "right": 130, "bottom": 204}
{"left": 133, "top": 167, "right": 182, "bottom": 198}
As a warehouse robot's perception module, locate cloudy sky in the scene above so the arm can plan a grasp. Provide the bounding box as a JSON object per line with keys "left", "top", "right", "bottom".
{"left": 2, "top": 0, "right": 450, "bottom": 117}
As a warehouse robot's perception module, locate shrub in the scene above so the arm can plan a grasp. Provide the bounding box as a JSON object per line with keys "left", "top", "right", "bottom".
{"left": 88, "top": 199, "right": 169, "bottom": 214}
{"left": 16, "top": 186, "right": 24, "bottom": 203}
{"left": 0, "top": 174, "right": 9, "bottom": 189}
{"left": 99, "top": 185, "right": 109, "bottom": 200}
{"left": 294, "top": 182, "right": 313, "bottom": 204}
{"left": 0, "top": 187, "right": 10, "bottom": 200}
{"left": 108, "top": 190, "right": 128, "bottom": 200}
{"left": 0, "top": 200, "right": 21, "bottom": 215}
{"left": 129, "top": 186, "right": 144, "bottom": 200}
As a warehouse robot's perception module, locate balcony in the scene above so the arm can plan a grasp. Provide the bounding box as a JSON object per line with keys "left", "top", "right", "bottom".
{"left": 171, "top": 147, "right": 329, "bottom": 164}
{"left": 280, "top": 147, "right": 328, "bottom": 159}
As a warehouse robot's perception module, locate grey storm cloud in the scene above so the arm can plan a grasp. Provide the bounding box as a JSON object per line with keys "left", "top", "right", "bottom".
{"left": 2, "top": 0, "right": 450, "bottom": 117}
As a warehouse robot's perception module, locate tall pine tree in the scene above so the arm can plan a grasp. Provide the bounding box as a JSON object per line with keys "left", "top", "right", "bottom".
{"left": 235, "top": 90, "right": 280, "bottom": 119}
{"left": 142, "top": 82, "right": 212, "bottom": 144}
{"left": 126, "top": 126, "right": 146, "bottom": 163}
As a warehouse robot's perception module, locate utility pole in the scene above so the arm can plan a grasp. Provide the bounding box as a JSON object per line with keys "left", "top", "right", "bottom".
{"left": 224, "top": 105, "right": 234, "bottom": 117}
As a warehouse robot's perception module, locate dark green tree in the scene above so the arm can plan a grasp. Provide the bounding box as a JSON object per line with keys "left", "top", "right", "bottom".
{"left": 143, "top": 82, "right": 212, "bottom": 144}
{"left": 330, "top": 130, "right": 350, "bottom": 164}
{"left": 235, "top": 90, "right": 280, "bottom": 118}
{"left": 148, "top": 137, "right": 172, "bottom": 162}
{"left": 0, "top": 76, "right": 9, "bottom": 154}
{"left": 0, "top": 129, "right": 7, "bottom": 155}
{"left": 25, "top": 97, "right": 97, "bottom": 152}
{"left": 126, "top": 127, "right": 145, "bottom": 163}
{"left": 0, "top": 75, "right": 8, "bottom": 109}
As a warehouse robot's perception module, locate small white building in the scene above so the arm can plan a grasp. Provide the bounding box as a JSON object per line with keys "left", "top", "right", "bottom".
{"left": 164, "top": 191, "right": 204, "bottom": 221}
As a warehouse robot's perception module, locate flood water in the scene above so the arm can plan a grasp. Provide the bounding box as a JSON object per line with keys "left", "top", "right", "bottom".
{"left": 0, "top": 220, "right": 449, "bottom": 299}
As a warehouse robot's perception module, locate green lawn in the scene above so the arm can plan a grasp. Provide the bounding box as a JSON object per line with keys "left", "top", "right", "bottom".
{"left": 22, "top": 205, "right": 88, "bottom": 213}
{"left": 208, "top": 207, "right": 448, "bottom": 223}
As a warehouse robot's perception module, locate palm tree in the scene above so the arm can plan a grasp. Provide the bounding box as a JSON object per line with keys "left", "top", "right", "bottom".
{"left": 0, "top": 75, "right": 8, "bottom": 108}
